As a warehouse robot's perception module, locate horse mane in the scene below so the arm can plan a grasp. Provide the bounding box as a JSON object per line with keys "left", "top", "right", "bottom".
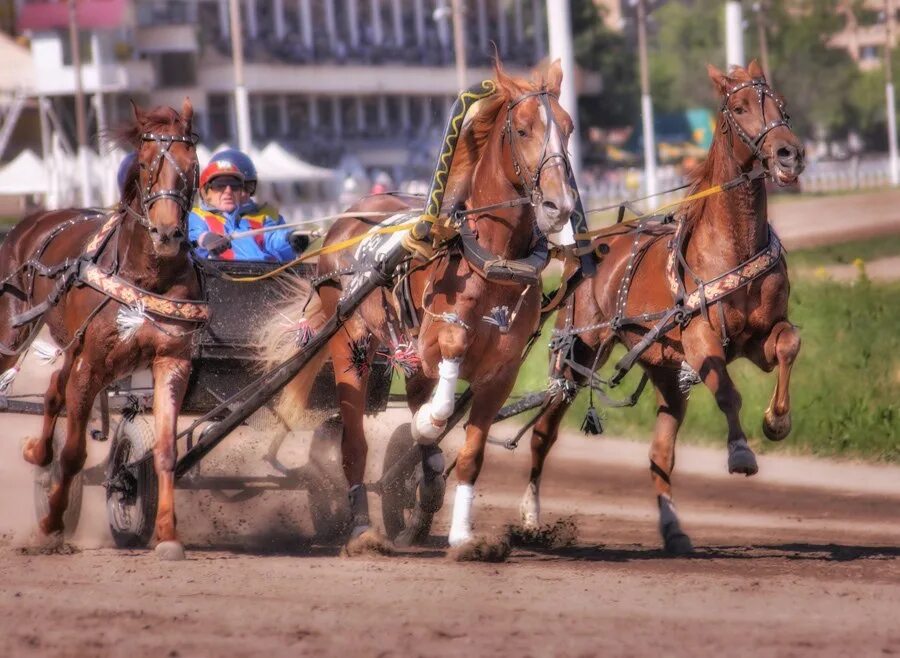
{"left": 443, "top": 60, "right": 546, "bottom": 211}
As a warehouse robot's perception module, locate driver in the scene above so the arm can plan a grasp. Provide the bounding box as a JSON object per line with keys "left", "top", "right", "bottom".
{"left": 188, "top": 150, "right": 307, "bottom": 261}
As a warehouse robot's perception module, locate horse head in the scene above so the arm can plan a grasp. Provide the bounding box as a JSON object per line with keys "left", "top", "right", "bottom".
{"left": 121, "top": 98, "right": 199, "bottom": 258}
{"left": 708, "top": 60, "right": 805, "bottom": 186}
{"left": 494, "top": 60, "right": 576, "bottom": 235}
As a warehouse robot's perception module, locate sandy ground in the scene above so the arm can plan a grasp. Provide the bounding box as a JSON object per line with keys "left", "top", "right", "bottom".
{"left": 768, "top": 187, "right": 900, "bottom": 248}
{"left": 0, "top": 397, "right": 898, "bottom": 658}
{"left": 0, "top": 191, "right": 898, "bottom": 656}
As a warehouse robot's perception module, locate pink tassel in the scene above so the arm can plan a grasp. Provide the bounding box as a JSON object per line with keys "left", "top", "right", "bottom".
{"left": 383, "top": 339, "right": 421, "bottom": 377}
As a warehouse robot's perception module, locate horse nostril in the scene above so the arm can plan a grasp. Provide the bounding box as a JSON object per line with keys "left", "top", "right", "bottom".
{"left": 777, "top": 146, "right": 796, "bottom": 163}
{"left": 173, "top": 228, "right": 185, "bottom": 240}
{"left": 542, "top": 200, "right": 560, "bottom": 216}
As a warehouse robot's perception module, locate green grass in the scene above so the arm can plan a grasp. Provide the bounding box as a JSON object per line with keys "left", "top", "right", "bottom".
{"left": 512, "top": 273, "right": 900, "bottom": 463}
{"left": 786, "top": 234, "right": 900, "bottom": 269}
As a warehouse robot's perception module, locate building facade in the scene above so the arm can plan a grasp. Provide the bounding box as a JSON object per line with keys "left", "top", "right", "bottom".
{"left": 7, "top": 0, "right": 600, "bottom": 180}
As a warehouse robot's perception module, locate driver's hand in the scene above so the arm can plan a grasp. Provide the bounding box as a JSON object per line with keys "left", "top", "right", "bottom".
{"left": 197, "top": 231, "right": 231, "bottom": 255}
{"left": 289, "top": 230, "right": 311, "bottom": 254}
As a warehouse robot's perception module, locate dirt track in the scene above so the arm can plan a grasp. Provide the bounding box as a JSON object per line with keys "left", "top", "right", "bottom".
{"left": 1, "top": 405, "right": 898, "bottom": 658}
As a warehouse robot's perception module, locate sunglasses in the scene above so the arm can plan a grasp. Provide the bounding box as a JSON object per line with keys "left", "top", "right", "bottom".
{"left": 208, "top": 177, "right": 244, "bottom": 191}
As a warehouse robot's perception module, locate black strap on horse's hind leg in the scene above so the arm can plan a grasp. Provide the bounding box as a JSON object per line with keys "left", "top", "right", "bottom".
{"left": 649, "top": 459, "right": 671, "bottom": 485}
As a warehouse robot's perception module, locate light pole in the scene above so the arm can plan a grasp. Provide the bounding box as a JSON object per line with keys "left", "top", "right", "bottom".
{"left": 451, "top": 0, "right": 467, "bottom": 91}
{"left": 546, "top": 0, "right": 581, "bottom": 179}
{"left": 725, "top": 0, "right": 745, "bottom": 68}
{"left": 68, "top": 0, "right": 92, "bottom": 206}
{"left": 229, "top": 0, "right": 252, "bottom": 152}
{"left": 753, "top": 1, "right": 771, "bottom": 81}
{"left": 637, "top": 0, "right": 658, "bottom": 199}
{"left": 886, "top": 0, "right": 899, "bottom": 186}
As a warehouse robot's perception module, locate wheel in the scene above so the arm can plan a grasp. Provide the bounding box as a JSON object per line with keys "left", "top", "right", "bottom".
{"left": 33, "top": 427, "right": 84, "bottom": 537}
{"left": 105, "top": 415, "right": 158, "bottom": 548}
{"left": 307, "top": 416, "right": 351, "bottom": 540}
{"left": 380, "top": 423, "right": 445, "bottom": 544}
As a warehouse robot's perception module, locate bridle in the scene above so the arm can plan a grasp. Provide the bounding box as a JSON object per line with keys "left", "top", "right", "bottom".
{"left": 504, "top": 90, "right": 572, "bottom": 208}
{"left": 125, "top": 131, "right": 199, "bottom": 229}
{"left": 720, "top": 77, "right": 791, "bottom": 166}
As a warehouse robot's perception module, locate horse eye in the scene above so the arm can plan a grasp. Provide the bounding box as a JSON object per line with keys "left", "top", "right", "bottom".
{"left": 517, "top": 129, "right": 527, "bottom": 137}
{"left": 733, "top": 105, "right": 745, "bottom": 115}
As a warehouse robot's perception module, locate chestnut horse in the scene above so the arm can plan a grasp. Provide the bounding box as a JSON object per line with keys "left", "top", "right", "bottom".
{"left": 520, "top": 62, "right": 805, "bottom": 553}
{"left": 0, "top": 100, "right": 203, "bottom": 560}
{"left": 274, "top": 62, "right": 576, "bottom": 551}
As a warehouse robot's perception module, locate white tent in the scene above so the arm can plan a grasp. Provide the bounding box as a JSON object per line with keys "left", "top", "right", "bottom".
{"left": 256, "top": 142, "right": 336, "bottom": 183}
{"left": 0, "top": 149, "right": 47, "bottom": 194}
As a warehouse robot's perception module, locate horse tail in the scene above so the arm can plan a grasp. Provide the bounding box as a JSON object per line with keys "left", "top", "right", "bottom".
{"left": 257, "top": 274, "right": 330, "bottom": 428}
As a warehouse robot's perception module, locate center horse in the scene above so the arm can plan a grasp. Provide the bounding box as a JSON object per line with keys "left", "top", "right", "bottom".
{"left": 0, "top": 100, "right": 204, "bottom": 560}
{"left": 519, "top": 61, "right": 805, "bottom": 553}
{"left": 273, "top": 61, "right": 576, "bottom": 552}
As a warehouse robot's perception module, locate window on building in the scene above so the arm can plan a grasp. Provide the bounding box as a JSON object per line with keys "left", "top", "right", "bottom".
{"left": 856, "top": 9, "right": 882, "bottom": 27}
{"left": 60, "top": 29, "right": 92, "bottom": 66}
{"left": 157, "top": 52, "right": 197, "bottom": 87}
{"left": 860, "top": 45, "right": 882, "bottom": 61}
{"left": 208, "top": 94, "right": 232, "bottom": 144}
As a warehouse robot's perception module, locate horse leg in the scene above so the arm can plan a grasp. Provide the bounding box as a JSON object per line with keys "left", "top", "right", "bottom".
{"left": 760, "top": 321, "right": 801, "bottom": 441}
{"left": 449, "top": 366, "right": 518, "bottom": 547}
{"left": 38, "top": 353, "right": 99, "bottom": 538}
{"left": 23, "top": 351, "right": 74, "bottom": 467}
{"left": 646, "top": 366, "right": 692, "bottom": 554}
{"left": 520, "top": 395, "right": 571, "bottom": 530}
{"left": 328, "top": 326, "right": 378, "bottom": 538}
{"left": 683, "top": 323, "right": 758, "bottom": 476}
{"left": 151, "top": 356, "right": 191, "bottom": 561}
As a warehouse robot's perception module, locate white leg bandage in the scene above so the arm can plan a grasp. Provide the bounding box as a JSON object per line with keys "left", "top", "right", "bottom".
{"left": 448, "top": 483, "right": 475, "bottom": 547}
{"left": 412, "top": 358, "right": 461, "bottom": 444}
{"left": 519, "top": 480, "right": 541, "bottom": 529}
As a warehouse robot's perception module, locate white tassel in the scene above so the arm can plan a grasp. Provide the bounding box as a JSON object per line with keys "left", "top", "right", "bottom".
{"left": 678, "top": 361, "right": 702, "bottom": 396}
{"left": 116, "top": 302, "right": 147, "bottom": 341}
{"left": 0, "top": 365, "right": 20, "bottom": 395}
{"left": 31, "top": 339, "right": 62, "bottom": 366}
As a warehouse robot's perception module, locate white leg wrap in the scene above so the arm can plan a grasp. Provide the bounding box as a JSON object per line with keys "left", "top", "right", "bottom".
{"left": 519, "top": 480, "right": 541, "bottom": 529}
{"left": 411, "top": 358, "right": 461, "bottom": 445}
{"left": 448, "top": 483, "right": 474, "bottom": 547}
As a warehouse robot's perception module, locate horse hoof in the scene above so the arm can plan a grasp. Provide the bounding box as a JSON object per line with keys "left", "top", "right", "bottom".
{"left": 342, "top": 528, "right": 395, "bottom": 557}
{"left": 155, "top": 541, "right": 186, "bottom": 561}
{"left": 728, "top": 442, "right": 759, "bottom": 476}
{"left": 664, "top": 532, "right": 694, "bottom": 555}
{"left": 762, "top": 409, "right": 791, "bottom": 442}
{"left": 448, "top": 535, "right": 511, "bottom": 562}
{"left": 22, "top": 437, "right": 51, "bottom": 467}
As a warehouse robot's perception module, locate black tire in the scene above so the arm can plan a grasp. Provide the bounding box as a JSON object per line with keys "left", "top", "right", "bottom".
{"left": 33, "top": 427, "right": 84, "bottom": 537}
{"left": 307, "top": 416, "right": 351, "bottom": 540}
{"left": 381, "top": 423, "right": 444, "bottom": 544}
{"left": 105, "top": 416, "right": 158, "bottom": 548}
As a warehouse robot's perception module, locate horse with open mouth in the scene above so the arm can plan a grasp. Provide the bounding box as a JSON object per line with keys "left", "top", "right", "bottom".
{"left": 268, "top": 60, "right": 577, "bottom": 554}
{"left": 0, "top": 100, "right": 205, "bottom": 560}
{"left": 519, "top": 61, "right": 805, "bottom": 553}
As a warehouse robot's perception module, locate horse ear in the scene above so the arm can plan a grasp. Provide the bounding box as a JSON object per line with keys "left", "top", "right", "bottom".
{"left": 747, "top": 59, "right": 765, "bottom": 80}
{"left": 494, "top": 58, "right": 518, "bottom": 99}
{"left": 544, "top": 59, "right": 563, "bottom": 97}
{"left": 707, "top": 64, "right": 729, "bottom": 96}
{"left": 130, "top": 99, "right": 144, "bottom": 123}
{"left": 181, "top": 97, "right": 194, "bottom": 129}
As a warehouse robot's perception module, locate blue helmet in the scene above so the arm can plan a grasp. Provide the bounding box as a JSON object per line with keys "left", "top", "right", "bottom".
{"left": 209, "top": 149, "right": 257, "bottom": 193}
{"left": 117, "top": 152, "right": 138, "bottom": 196}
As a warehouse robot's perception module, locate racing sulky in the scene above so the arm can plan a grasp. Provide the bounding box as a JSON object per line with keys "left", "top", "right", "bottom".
{"left": 519, "top": 61, "right": 805, "bottom": 554}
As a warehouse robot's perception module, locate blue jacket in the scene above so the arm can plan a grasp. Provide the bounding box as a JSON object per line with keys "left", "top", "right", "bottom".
{"left": 189, "top": 200, "right": 294, "bottom": 261}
